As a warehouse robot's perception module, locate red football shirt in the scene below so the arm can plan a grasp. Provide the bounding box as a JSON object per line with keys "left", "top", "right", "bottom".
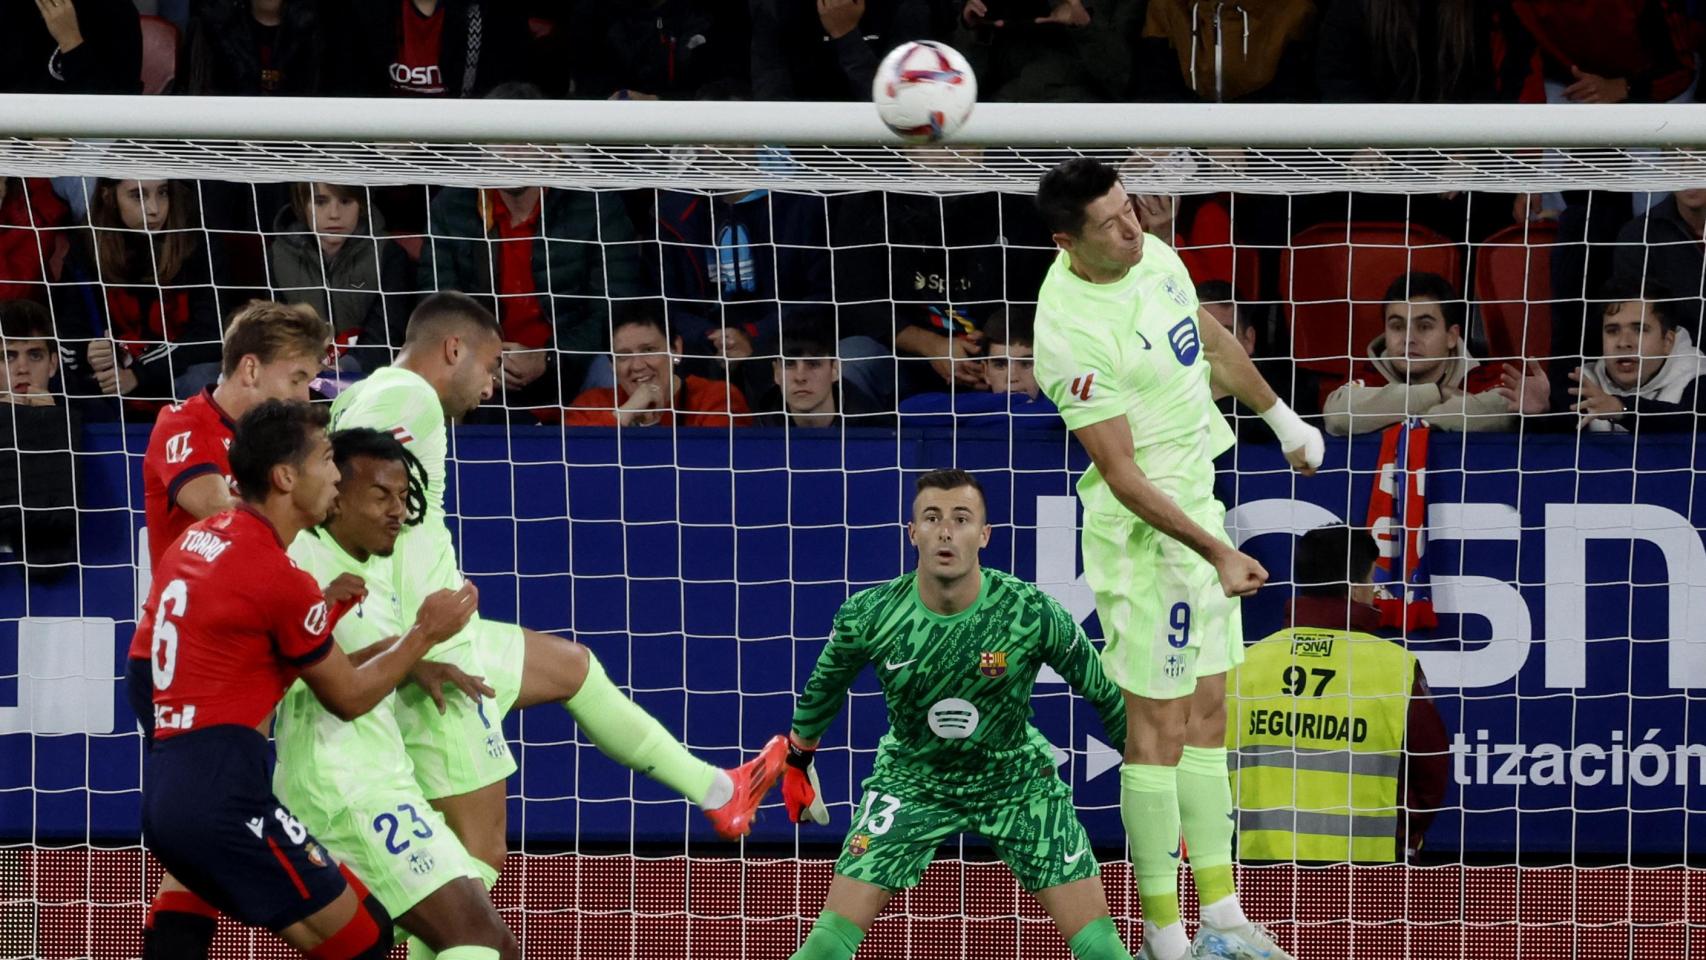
{"left": 134, "top": 506, "right": 347, "bottom": 740}
{"left": 139, "top": 384, "right": 237, "bottom": 583}
{"left": 390, "top": 0, "right": 447, "bottom": 96}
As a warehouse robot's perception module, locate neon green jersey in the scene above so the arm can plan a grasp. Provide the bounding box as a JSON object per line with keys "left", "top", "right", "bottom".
{"left": 274, "top": 529, "right": 416, "bottom": 808}
{"left": 331, "top": 366, "right": 448, "bottom": 525}
{"left": 1032, "top": 239, "right": 1235, "bottom": 515}
{"left": 791, "top": 568, "right": 1126, "bottom": 798}
{"left": 329, "top": 367, "right": 467, "bottom": 650}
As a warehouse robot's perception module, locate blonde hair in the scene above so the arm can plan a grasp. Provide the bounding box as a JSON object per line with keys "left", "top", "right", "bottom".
{"left": 221, "top": 300, "right": 332, "bottom": 377}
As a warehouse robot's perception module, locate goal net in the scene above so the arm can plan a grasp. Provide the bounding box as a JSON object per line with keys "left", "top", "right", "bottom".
{"left": 4, "top": 97, "right": 1706, "bottom": 959}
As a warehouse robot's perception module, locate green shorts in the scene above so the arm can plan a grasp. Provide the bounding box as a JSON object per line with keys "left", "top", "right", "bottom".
{"left": 834, "top": 773, "right": 1099, "bottom": 894}
{"left": 291, "top": 782, "right": 485, "bottom": 918}
{"left": 395, "top": 615, "right": 526, "bottom": 800}
{"left": 1081, "top": 502, "right": 1244, "bottom": 700}
{"left": 273, "top": 692, "right": 485, "bottom": 917}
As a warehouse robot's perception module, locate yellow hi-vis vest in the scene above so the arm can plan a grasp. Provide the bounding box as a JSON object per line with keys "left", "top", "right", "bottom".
{"left": 1227, "top": 626, "right": 1415, "bottom": 863}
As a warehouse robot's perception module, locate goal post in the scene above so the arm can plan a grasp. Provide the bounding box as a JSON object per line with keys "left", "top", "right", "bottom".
{"left": 5, "top": 96, "right": 1706, "bottom": 959}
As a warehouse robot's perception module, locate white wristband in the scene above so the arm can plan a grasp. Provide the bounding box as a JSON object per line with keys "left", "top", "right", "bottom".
{"left": 1260, "top": 398, "right": 1324, "bottom": 469}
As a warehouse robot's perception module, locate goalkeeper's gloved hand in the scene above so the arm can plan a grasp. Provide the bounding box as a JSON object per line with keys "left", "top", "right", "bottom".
{"left": 782, "top": 735, "right": 830, "bottom": 825}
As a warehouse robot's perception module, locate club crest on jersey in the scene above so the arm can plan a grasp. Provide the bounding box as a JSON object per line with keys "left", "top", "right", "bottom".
{"left": 1164, "top": 654, "right": 1185, "bottom": 679}
{"left": 408, "top": 850, "right": 435, "bottom": 875}
{"left": 1162, "top": 276, "right": 1190, "bottom": 306}
{"left": 848, "top": 833, "right": 871, "bottom": 857}
{"left": 1167, "top": 317, "right": 1200, "bottom": 366}
{"left": 979, "top": 651, "right": 1008, "bottom": 678}
{"left": 303, "top": 601, "right": 329, "bottom": 636}
{"left": 304, "top": 842, "right": 328, "bottom": 868}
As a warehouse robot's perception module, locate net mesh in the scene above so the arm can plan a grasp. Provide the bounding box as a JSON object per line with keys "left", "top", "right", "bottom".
{"left": 1, "top": 124, "right": 1704, "bottom": 959}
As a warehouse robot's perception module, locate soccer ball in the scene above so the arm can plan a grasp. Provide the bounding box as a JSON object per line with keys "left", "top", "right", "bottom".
{"left": 872, "top": 41, "right": 978, "bottom": 144}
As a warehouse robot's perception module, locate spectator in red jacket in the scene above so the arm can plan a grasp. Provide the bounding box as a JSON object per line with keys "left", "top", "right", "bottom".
{"left": 53, "top": 179, "right": 222, "bottom": 409}
{"left": 565, "top": 302, "right": 749, "bottom": 428}
{"left": 0, "top": 178, "right": 71, "bottom": 303}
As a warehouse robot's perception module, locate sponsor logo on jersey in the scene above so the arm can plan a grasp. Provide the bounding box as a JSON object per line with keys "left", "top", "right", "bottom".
{"left": 1168, "top": 317, "right": 1200, "bottom": 366}
{"left": 927, "top": 698, "right": 980, "bottom": 739}
{"left": 390, "top": 63, "right": 443, "bottom": 90}
{"left": 246, "top": 817, "right": 265, "bottom": 839}
{"left": 847, "top": 833, "right": 871, "bottom": 857}
{"left": 164, "top": 431, "right": 193, "bottom": 464}
{"left": 408, "top": 850, "right": 436, "bottom": 875}
{"left": 304, "top": 842, "right": 328, "bottom": 868}
{"left": 303, "top": 601, "right": 329, "bottom": 636}
{"left": 884, "top": 657, "right": 917, "bottom": 671}
{"left": 978, "top": 651, "right": 1007, "bottom": 678}
{"left": 1069, "top": 372, "right": 1095, "bottom": 402}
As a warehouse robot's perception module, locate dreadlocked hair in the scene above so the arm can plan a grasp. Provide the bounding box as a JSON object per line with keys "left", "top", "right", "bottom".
{"left": 329, "top": 427, "right": 429, "bottom": 526}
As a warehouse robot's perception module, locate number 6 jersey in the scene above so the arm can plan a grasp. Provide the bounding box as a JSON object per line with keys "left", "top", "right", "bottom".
{"left": 133, "top": 505, "right": 349, "bottom": 740}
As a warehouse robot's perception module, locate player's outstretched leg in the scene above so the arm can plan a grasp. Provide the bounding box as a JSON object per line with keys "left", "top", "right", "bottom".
{"left": 1035, "top": 877, "right": 1134, "bottom": 960}
{"left": 1177, "top": 674, "right": 1291, "bottom": 960}
{"left": 789, "top": 875, "right": 890, "bottom": 959}
{"left": 513, "top": 629, "right": 787, "bottom": 839}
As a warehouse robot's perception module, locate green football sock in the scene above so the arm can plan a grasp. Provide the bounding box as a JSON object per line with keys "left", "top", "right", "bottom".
{"left": 1120, "top": 762, "right": 1182, "bottom": 930}
{"left": 436, "top": 949, "right": 500, "bottom": 960}
{"left": 1177, "top": 745, "right": 1237, "bottom": 907}
{"left": 789, "top": 910, "right": 866, "bottom": 959}
{"left": 1067, "top": 916, "right": 1133, "bottom": 960}
{"left": 564, "top": 650, "right": 718, "bottom": 804}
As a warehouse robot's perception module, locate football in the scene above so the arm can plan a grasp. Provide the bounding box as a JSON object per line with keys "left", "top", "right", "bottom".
{"left": 872, "top": 41, "right": 978, "bottom": 144}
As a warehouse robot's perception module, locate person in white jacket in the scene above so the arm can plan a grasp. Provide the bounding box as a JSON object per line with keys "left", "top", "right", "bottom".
{"left": 1323, "top": 272, "right": 1516, "bottom": 436}
{"left": 1523, "top": 279, "right": 1706, "bottom": 433}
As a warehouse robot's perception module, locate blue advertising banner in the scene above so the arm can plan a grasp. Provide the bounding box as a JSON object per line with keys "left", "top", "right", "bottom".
{"left": 3, "top": 424, "right": 1704, "bottom": 860}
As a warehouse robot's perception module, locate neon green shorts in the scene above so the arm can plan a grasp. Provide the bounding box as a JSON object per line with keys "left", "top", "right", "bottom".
{"left": 290, "top": 782, "right": 485, "bottom": 918}
{"left": 394, "top": 615, "right": 526, "bottom": 800}
{"left": 1081, "top": 501, "right": 1244, "bottom": 700}
{"left": 834, "top": 773, "right": 1099, "bottom": 894}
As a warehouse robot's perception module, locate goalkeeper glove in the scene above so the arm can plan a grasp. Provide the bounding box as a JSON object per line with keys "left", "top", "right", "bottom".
{"left": 782, "top": 736, "right": 830, "bottom": 825}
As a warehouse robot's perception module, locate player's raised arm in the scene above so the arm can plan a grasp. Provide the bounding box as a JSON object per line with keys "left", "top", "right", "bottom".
{"left": 1200, "top": 308, "right": 1323, "bottom": 475}
{"left": 299, "top": 582, "right": 478, "bottom": 721}
{"left": 1039, "top": 602, "right": 1127, "bottom": 754}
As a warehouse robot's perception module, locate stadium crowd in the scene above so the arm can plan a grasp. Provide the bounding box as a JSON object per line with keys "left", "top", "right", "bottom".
{"left": 3, "top": 0, "right": 1706, "bottom": 572}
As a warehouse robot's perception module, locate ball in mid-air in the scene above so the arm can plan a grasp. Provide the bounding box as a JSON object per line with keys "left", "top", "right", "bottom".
{"left": 872, "top": 41, "right": 977, "bottom": 144}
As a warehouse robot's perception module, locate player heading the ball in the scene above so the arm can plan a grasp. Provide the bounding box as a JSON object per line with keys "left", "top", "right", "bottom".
{"left": 137, "top": 399, "right": 478, "bottom": 959}
{"left": 783, "top": 469, "right": 1134, "bottom": 960}
{"left": 1032, "top": 157, "right": 1322, "bottom": 960}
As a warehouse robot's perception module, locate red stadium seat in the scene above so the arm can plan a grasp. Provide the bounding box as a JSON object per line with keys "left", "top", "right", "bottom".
{"left": 1280, "top": 221, "right": 1462, "bottom": 390}
{"left": 140, "top": 16, "right": 179, "bottom": 96}
{"left": 1474, "top": 220, "right": 1558, "bottom": 364}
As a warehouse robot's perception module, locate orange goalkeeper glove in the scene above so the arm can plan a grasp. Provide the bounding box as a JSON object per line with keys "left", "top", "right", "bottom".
{"left": 783, "top": 737, "right": 830, "bottom": 825}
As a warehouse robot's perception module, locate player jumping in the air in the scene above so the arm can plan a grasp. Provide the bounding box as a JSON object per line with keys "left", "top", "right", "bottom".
{"left": 327, "top": 292, "right": 786, "bottom": 940}
{"left": 273, "top": 428, "right": 520, "bottom": 960}
{"left": 136, "top": 400, "right": 478, "bottom": 958}
{"left": 783, "top": 469, "right": 1134, "bottom": 960}
{"left": 1032, "top": 158, "right": 1324, "bottom": 960}
{"left": 127, "top": 300, "right": 331, "bottom": 960}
